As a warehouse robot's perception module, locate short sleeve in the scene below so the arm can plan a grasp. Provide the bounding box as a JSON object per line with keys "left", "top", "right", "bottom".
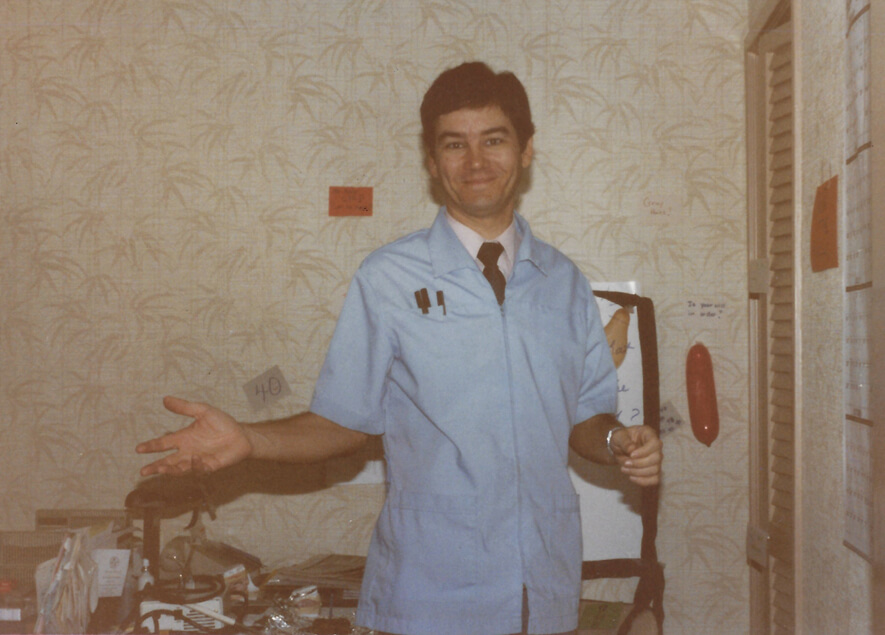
{"left": 575, "top": 290, "right": 618, "bottom": 423}
{"left": 309, "top": 268, "right": 394, "bottom": 435}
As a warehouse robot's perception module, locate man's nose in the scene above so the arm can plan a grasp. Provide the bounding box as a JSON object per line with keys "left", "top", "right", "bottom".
{"left": 465, "top": 143, "right": 486, "bottom": 168}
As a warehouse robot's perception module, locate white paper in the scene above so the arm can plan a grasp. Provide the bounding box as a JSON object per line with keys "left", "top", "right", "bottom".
{"left": 92, "top": 549, "right": 131, "bottom": 598}
{"left": 844, "top": 418, "right": 872, "bottom": 558}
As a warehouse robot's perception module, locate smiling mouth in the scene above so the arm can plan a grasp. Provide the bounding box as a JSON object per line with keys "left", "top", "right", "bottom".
{"left": 462, "top": 176, "right": 496, "bottom": 188}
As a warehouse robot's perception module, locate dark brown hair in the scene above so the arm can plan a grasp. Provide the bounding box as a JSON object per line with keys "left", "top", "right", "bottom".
{"left": 420, "top": 61, "right": 535, "bottom": 152}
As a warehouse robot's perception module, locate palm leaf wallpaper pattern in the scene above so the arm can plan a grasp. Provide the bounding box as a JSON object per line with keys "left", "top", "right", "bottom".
{"left": 2, "top": 1, "right": 748, "bottom": 632}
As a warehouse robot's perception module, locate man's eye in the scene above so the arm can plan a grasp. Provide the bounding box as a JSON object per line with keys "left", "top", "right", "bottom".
{"left": 486, "top": 137, "right": 504, "bottom": 146}
{"left": 444, "top": 142, "right": 464, "bottom": 150}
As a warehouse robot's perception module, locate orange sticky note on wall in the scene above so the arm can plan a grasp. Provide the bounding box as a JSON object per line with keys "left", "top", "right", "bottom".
{"left": 810, "top": 175, "right": 838, "bottom": 272}
{"left": 329, "top": 186, "right": 373, "bottom": 217}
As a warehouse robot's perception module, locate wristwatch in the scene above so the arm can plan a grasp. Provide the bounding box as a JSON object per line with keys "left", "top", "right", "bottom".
{"left": 606, "top": 425, "right": 623, "bottom": 457}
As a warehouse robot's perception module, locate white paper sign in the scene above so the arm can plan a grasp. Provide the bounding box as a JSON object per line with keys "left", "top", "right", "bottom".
{"left": 92, "top": 549, "right": 131, "bottom": 598}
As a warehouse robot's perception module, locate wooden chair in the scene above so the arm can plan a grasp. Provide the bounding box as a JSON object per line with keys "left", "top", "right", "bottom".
{"left": 580, "top": 291, "right": 665, "bottom": 635}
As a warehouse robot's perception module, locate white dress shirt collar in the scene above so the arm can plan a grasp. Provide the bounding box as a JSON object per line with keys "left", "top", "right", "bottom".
{"left": 445, "top": 212, "right": 521, "bottom": 280}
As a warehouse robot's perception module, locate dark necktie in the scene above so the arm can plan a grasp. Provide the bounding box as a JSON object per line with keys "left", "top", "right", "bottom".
{"left": 477, "top": 241, "right": 506, "bottom": 305}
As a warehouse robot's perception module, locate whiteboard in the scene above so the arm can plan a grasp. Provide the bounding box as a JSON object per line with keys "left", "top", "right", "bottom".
{"left": 570, "top": 281, "right": 645, "bottom": 560}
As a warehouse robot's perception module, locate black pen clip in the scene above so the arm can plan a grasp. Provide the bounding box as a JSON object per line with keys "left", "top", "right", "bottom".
{"left": 436, "top": 290, "right": 446, "bottom": 315}
{"left": 415, "top": 288, "right": 431, "bottom": 314}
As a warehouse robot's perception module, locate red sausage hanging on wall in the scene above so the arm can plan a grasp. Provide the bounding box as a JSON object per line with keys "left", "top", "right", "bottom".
{"left": 686, "top": 342, "right": 719, "bottom": 446}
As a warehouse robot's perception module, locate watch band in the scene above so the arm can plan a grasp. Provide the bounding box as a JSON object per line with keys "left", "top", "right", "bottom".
{"left": 606, "top": 425, "right": 623, "bottom": 457}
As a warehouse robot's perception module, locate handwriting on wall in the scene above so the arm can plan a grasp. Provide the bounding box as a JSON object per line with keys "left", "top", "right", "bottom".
{"left": 243, "top": 365, "right": 292, "bottom": 410}
{"left": 641, "top": 194, "right": 680, "bottom": 225}
{"left": 686, "top": 299, "right": 727, "bottom": 327}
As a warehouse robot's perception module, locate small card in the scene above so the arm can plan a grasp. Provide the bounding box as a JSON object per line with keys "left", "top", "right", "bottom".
{"left": 243, "top": 365, "right": 292, "bottom": 410}
{"left": 659, "top": 400, "right": 684, "bottom": 435}
{"left": 329, "top": 186, "right": 373, "bottom": 217}
{"left": 810, "top": 175, "right": 838, "bottom": 272}
{"left": 93, "top": 549, "right": 131, "bottom": 598}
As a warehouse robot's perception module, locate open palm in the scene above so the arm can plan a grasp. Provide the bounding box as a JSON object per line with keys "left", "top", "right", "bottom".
{"left": 136, "top": 396, "right": 252, "bottom": 476}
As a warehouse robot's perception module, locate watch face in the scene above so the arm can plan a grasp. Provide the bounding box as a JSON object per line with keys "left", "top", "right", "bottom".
{"left": 606, "top": 425, "right": 622, "bottom": 457}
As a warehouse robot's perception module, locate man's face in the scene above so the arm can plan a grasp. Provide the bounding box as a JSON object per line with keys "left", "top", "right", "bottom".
{"left": 427, "top": 105, "right": 533, "bottom": 235}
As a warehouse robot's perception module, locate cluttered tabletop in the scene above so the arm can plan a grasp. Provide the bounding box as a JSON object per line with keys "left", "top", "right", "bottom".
{"left": 0, "top": 477, "right": 373, "bottom": 635}
{"left": 2, "top": 521, "right": 371, "bottom": 635}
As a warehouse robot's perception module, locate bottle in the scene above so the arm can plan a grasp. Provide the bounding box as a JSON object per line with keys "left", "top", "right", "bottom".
{"left": 116, "top": 552, "right": 139, "bottom": 623}
{"left": 137, "top": 558, "right": 155, "bottom": 592}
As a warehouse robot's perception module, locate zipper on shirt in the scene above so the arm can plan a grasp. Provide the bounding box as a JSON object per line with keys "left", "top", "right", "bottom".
{"left": 498, "top": 299, "right": 528, "bottom": 599}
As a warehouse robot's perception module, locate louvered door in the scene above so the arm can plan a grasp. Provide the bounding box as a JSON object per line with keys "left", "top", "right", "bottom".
{"left": 746, "top": 7, "right": 796, "bottom": 635}
{"left": 765, "top": 31, "right": 795, "bottom": 635}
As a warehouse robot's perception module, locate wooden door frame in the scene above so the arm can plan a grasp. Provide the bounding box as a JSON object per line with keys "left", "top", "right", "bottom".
{"left": 745, "top": 1, "right": 802, "bottom": 632}
{"left": 745, "top": 32, "right": 771, "bottom": 634}
{"left": 870, "top": 3, "right": 885, "bottom": 631}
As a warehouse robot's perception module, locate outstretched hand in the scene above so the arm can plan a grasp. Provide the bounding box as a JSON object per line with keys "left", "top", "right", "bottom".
{"left": 609, "top": 425, "right": 663, "bottom": 487}
{"left": 136, "top": 396, "right": 252, "bottom": 477}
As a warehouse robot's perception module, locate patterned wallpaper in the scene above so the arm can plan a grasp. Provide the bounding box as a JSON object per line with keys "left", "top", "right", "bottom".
{"left": 0, "top": 1, "right": 749, "bottom": 632}
{"left": 796, "top": 0, "right": 873, "bottom": 632}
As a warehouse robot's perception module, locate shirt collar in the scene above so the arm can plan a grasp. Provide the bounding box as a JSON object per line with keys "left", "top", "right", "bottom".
{"left": 445, "top": 211, "right": 521, "bottom": 280}
{"left": 427, "top": 207, "right": 548, "bottom": 280}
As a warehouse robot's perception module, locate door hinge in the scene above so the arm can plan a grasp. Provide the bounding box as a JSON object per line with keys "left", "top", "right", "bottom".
{"left": 746, "top": 524, "right": 769, "bottom": 568}
{"left": 748, "top": 258, "right": 769, "bottom": 295}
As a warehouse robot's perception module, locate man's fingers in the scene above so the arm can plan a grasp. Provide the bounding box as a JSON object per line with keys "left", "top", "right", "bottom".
{"left": 138, "top": 397, "right": 208, "bottom": 454}
{"left": 162, "top": 395, "right": 206, "bottom": 418}
{"left": 621, "top": 460, "right": 659, "bottom": 474}
{"left": 621, "top": 466, "right": 660, "bottom": 485}
{"left": 610, "top": 428, "right": 637, "bottom": 456}
{"left": 136, "top": 432, "right": 178, "bottom": 454}
{"left": 140, "top": 457, "right": 172, "bottom": 477}
{"left": 627, "top": 433, "right": 662, "bottom": 460}
{"left": 611, "top": 426, "right": 662, "bottom": 487}
{"left": 139, "top": 452, "right": 201, "bottom": 477}
{"left": 137, "top": 397, "right": 216, "bottom": 477}
{"left": 628, "top": 445, "right": 662, "bottom": 462}
{"left": 620, "top": 455, "right": 661, "bottom": 486}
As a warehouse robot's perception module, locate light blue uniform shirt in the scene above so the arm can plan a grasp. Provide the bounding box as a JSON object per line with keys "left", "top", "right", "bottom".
{"left": 310, "top": 208, "right": 617, "bottom": 635}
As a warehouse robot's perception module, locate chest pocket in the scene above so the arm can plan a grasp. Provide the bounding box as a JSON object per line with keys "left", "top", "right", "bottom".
{"left": 387, "top": 303, "right": 506, "bottom": 418}
{"left": 506, "top": 302, "right": 587, "bottom": 410}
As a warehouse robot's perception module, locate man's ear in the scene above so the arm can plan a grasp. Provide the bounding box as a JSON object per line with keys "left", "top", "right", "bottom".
{"left": 521, "top": 136, "right": 534, "bottom": 168}
{"left": 426, "top": 151, "right": 439, "bottom": 179}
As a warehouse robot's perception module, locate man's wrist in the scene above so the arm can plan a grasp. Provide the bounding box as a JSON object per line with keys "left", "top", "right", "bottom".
{"left": 239, "top": 423, "right": 262, "bottom": 459}
{"left": 605, "top": 423, "right": 624, "bottom": 458}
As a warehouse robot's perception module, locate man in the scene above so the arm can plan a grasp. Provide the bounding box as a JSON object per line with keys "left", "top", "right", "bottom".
{"left": 137, "top": 62, "right": 662, "bottom": 635}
